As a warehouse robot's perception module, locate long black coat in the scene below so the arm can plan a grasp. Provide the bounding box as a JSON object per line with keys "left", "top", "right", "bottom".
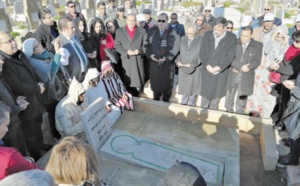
{"left": 145, "top": 27, "right": 180, "bottom": 92}
{"left": 176, "top": 35, "right": 202, "bottom": 95}
{"left": 34, "top": 22, "right": 59, "bottom": 52}
{"left": 227, "top": 38, "right": 263, "bottom": 96}
{"left": 200, "top": 31, "right": 236, "bottom": 100}
{"left": 115, "top": 26, "right": 147, "bottom": 88}
{"left": 1, "top": 50, "right": 43, "bottom": 122}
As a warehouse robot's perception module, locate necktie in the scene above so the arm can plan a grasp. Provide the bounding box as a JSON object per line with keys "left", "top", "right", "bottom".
{"left": 160, "top": 30, "right": 163, "bottom": 37}
{"left": 72, "top": 38, "right": 87, "bottom": 72}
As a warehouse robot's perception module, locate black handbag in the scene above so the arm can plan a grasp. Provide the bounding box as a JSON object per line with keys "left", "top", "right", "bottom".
{"left": 104, "top": 48, "right": 120, "bottom": 64}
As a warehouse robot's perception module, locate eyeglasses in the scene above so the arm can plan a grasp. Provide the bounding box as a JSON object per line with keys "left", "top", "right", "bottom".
{"left": 227, "top": 27, "right": 233, "bottom": 29}
{"left": 264, "top": 8, "right": 270, "bottom": 11}
{"left": 1, "top": 38, "right": 15, "bottom": 44}
{"left": 294, "top": 40, "right": 300, "bottom": 43}
{"left": 205, "top": 10, "right": 211, "bottom": 12}
{"left": 69, "top": 5, "right": 76, "bottom": 8}
{"left": 197, "top": 19, "right": 204, "bottom": 21}
{"left": 158, "top": 19, "right": 166, "bottom": 23}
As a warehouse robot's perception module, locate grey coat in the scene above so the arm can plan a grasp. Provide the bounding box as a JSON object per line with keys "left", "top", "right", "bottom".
{"left": 200, "top": 31, "right": 236, "bottom": 100}
{"left": 175, "top": 35, "right": 202, "bottom": 95}
{"left": 59, "top": 34, "right": 89, "bottom": 82}
{"left": 145, "top": 27, "right": 180, "bottom": 92}
{"left": 115, "top": 26, "right": 147, "bottom": 88}
{"left": 227, "top": 38, "right": 263, "bottom": 96}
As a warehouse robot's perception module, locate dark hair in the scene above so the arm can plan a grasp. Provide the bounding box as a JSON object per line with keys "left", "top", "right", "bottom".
{"left": 106, "top": 20, "right": 115, "bottom": 30}
{"left": 241, "top": 26, "right": 253, "bottom": 34}
{"left": 89, "top": 17, "right": 106, "bottom": 37}
{"left": 214, "top": 17, "right": 227, "bottom": 28}
{"left": 171, "top": 13, "right": 178, "bottom": 17}
{"left": 0, "top": 101, "right": 9, "bottom": 125}
{"left": 38, "top": 8, "right": 51, "bottom": 20}
{"left": 158, "top": 13, "right": 169, "bottom": 21}
{"left": 73, "top": 17, "right": 86, "bottom": 40}
{"left": 58, "top": 17, "right": 72, "bottom": 31}
{"left": 226, "top": 20, "right": 234, "bottom": 27}
{"left": 292, "top": 30, "right": 300, "bottom": 42}
{"left": 97, "top": 2, "right": 106, "bottom": 8}
{"left": 66, "top": 0, "right": 75, "bottom": 7}
{"left": 108, "top": 0, "right": 115, "bottom": 3}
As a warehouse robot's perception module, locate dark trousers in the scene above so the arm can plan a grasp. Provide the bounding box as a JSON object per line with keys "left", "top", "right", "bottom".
{"left": 225, "top": 84, "right": 248, "bottom": 114}
{"left": 201, "top": 97, "right": 220, "bottom": 110}
{"left": 44, "top": 101, "right": 60, "bottom": 139}
{"left": 21, "top": 115, "right": 43, "bottom": 160}
{"left": 153, "top": 90, "right": 172, "bottom": 102}
{"left": 126, "top": 86, "right": 141, "bottom": 97}
{"left": 181, "top": 95, "right": 197, "bottom": 106}
{"left": 2, "top": 124, "right": 26, "bottom": 156}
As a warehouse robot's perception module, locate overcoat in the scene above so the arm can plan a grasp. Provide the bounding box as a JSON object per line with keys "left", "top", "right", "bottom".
{"left": 145, "top": 27, "right": 180, "bottom": 92}
{"left": 1, "top": 50, "right": 43, "bottom": 121}
{"left": 34, "top": 22, "right": 59, "bottom": 52}
{"left": 200, "top": 31, "right": 236, "bottom": 100}
{"left": 175, "top": 35, "right": 202, "bottom": 95}
{"left": 115, "top": 26, "right": 147, "bottom": 88}
{"left": 226, "top": 38, "right": 263, "bottom": 96}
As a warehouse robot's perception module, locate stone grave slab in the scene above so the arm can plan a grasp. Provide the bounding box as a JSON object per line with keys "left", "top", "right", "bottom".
{"left": 80, "top": 97, "right": 112, "bottom": 154}
{"left": 101, "top": 130, "right": 224, "bottom": 185}
{"left": 101, "top": 111, "right": 240, "bottom": 185}
{"left": 0, "top": 8, "right": 12, "bottom": 32}
{"left": 46, "top": 4, "right": 57, "bottom": 17}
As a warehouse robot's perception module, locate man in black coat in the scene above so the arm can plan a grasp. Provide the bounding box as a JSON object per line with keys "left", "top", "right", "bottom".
{"left": 0, "top": 31, "right": 45, "bottom": 161}
{"left": 34, "top": 8, "right": 59, "bottom": 53}
{"left": 200, "top": 17, "right": 236, "bottom": 110}
{"left": 225, "top": 26, "right": 263, "bottom": 114}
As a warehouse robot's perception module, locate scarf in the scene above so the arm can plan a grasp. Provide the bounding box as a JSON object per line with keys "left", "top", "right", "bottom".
{"left": 285, "top": 45, "right": 300, "bottom": 61}
{"left": 32, "top": 50, "right": 51, "bottom": 60}
{"left": 126, "top": 25, "right": 136, "bottom": 39}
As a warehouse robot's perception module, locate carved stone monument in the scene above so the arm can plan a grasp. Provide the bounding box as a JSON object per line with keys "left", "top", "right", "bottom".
{"left": 24, "top": 0, "right": 40, "bottom": 30}
{"left": 0, "top": 8, "right": 12, "bottom": 32}
{"left": 85, "top": 0, "right": 95, "bottom": 21}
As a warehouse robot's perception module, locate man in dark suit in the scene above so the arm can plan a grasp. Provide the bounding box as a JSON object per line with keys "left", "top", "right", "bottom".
{"left": 225, "top": 26, "right": 263, "bottom": 114}
{"left": 58, "top": 17, "right": 89, "bottom": 82}
{"left": 0, "top": 31, "right": 45, "bottom": 161}
{"left": 115, "top": 14, "right": 147, "bottom": 96}
{"left": 34, "top": 8, "right": 59, "bottom": 53}
{"left": 200, "top": 17, "right": 236, "bottom": 110}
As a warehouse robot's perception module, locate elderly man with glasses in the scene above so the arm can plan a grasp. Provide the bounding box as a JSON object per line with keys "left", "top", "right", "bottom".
{"left": 195, "top": 13, "right": 212, "bottom": 36}
{"left": 145, "top": 13, "right": 180, "bottom": 102}
{"left": 252, "top": 4, "right": 282, "bottom": 28}
{"left": 203, "top": 7, "right": 216, "bottom": 28}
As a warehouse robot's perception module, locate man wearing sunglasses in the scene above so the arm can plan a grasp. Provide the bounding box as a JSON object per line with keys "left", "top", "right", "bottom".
{"left": 203, "top": 7, "right": 216, "bottom": 28}
{"left": 145, "top": 13, "right": 180, "bottom": 102}
{"left": 65, "top": 1, "right": 86, "bottom": 26}
{"left": 252, "top": 13, "right": 277, "bottom": 46}
{"left": 252, "top": 4, "right": 282, "bottom": 28}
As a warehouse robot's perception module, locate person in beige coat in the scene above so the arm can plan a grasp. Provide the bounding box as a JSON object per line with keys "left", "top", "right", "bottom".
{"left": 195, "top": 14, "right": 212, "bottom": 37}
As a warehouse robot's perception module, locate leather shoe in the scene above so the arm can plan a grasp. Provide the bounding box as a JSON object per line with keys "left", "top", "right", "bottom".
{"left": 282, "top": 138, "right": 292, "bottom": 143}
{"left": 278, "top": 155, "right": 299, "bottom": 165}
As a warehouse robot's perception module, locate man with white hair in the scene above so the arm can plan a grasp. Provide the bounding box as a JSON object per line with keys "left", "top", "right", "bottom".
{"left": 195, "top": 13, "right": 212, "bottom": 36}
{"left": 252, "top": 13, "right": 277, "bottom": 46}
{"left": 252, "top": 4, "right": 282, "bottom": 28}
{"left": 203, "top": 7, "right": 216, "bottom": 28}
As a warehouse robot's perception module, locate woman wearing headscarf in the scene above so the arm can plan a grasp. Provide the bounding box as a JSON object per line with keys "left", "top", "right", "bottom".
{"left": 73, "top": 17, "right": 98, "bottom": 69}
{"left": 23, "top": 38, "right": 62, "bottom": 140}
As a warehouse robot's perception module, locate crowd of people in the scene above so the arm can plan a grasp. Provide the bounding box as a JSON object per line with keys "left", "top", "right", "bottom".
{"left": 0, "top": 0, "right": 300, "bottom": 185}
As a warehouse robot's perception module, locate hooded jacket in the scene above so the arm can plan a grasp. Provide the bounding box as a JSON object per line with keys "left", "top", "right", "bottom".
{"left": 55, "top": 78, "right": 86, "bottom": 140}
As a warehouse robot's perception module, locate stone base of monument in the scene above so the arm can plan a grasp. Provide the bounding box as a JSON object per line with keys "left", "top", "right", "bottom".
{"left": 99, "top": 111, "right": 240, "bottom": 186}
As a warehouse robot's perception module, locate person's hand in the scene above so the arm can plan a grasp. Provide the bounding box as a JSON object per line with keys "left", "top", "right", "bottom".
{"left": 106, "top": 105, "right": 112, "bottom": 113}
{"left": 127, "top": 50, "right": 134, "bottom": 56}
{"left": 283, "top": 80, "right": 296, "bottom": 90}
{"left": 241, "top": 64, "right": 250, "bottom": 73}
{"left": 185, "top": 63, "right": 191, "bottom": 67}
{"left": 212, "top": 66, "right": 221, "bottom": 73}
{"left": 177, "top": 61, "right": 183, "bottom": 67}
{"left": 150, "top": 54, "right": 158, "bottom": 62}
{"left": 38, "top": 82, "right": 45, "bottom": 94}
{"left": 206, "top": 65, "right": 213, "bottom": 73}
{"left": 16, "top": 96, "right": 29, "bottom": 110}
{"left": 159, "top": 57, "right": 166, "bottom": 62}
{"left": 54, "top": 38, "right": 60, "bottom": 54}
{"left": 233, "top": 68, "right": 239, "bottom": 73}
{"left": 134, "top": 49, "right": 139, "bottom": 55}
{"left": 122, "top": 94, "right": 128, "bottom": 101}
{"left": 270, "top": 63, "right": 280, "bottom": 70}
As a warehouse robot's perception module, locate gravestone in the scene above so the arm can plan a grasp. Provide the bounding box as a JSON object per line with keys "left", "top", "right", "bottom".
{"left": 80, "top": 0, "right": 86, "bottom": 10}
{"left": 85, "top": 0, "right": 95, "bottom": 22}
{"left": 24, "top": 0, "right": 40, "bottom": 30}
{"left": 57, "top": 0, "right": 65, "bottom": 7}
{"left": 36, "top": 1, "right": 42, "bottom": 9}
{"left": 152, "top": 0, "right": 157, "bottom": 12}
{"left": 0, "top": 0, "right": 5, "bottom": 8}
{"left": 80, "top": 98, "right": 112, "bottom": 154}
{"left": 214, "top": 7, "right": 241, "bottom": 27}
{"left": 101, "top": 130, "right": 224, "bottom": 185}
{"left": 74, "top": 1, "right": 81, "bottom": 14}
{"left": 139, "top": 3, "right": 145, "bottom": 14}
{"left": 46, "top": 4, "right": 57, "bottom": 17}
{"left": 0, "top": 8, "right": 12, "bottom": 32}
{"left": 13, "top": 0, "right": 23, "bottom": 14}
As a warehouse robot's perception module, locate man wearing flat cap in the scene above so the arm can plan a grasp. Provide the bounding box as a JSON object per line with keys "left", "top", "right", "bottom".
{"left": 252, "top": 12, "right": 277, "bottom": 45}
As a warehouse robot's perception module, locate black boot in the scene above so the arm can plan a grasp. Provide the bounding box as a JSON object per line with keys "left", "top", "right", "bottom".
{"left": 278, "top": 138, "right": 300, "bottom": 165}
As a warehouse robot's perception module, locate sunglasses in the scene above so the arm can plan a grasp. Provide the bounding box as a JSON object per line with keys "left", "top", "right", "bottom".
{"left": 205, "top": 10, "right": 211, "bottom": 12}
{"left": 227, "top": 27, "right": 233, "bottom": 29}
{"left": 158, "top": 19, "right": 166, "bottom": 23}
{"left": 264, "top": 8, "right": 270, "bottom": 11}
{"left": 197, "top": 19, "right": 204, "bottom": 21}
{"left": 70, "top": 5, "right": 76, "bottom": 8}
{"left": 294, "top": 40, "right": 300, "bottom": 43}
